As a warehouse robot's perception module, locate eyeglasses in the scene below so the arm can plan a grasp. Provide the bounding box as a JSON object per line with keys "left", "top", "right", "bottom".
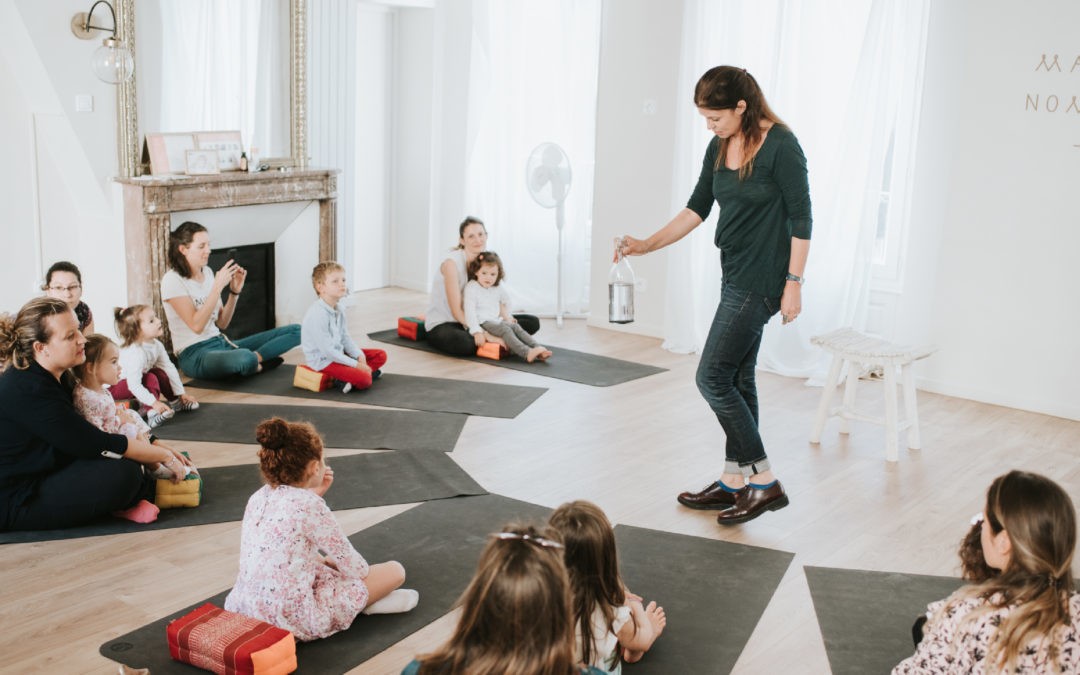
{"left": 490, "top": 532, "right": 564, "bottom": 549}
{"left": 48, "top": 284, "right": 82, "bottom": 293}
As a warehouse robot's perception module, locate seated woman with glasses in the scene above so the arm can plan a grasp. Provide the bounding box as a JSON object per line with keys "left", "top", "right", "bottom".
{"left": 42, "top": 261, "right": 94, "bottom": 334}
{"left": 402, "top": 524, "right": 606, "bottom": 675}
{"left": 893, "top": 470, "right": 1079, "bottom": 674}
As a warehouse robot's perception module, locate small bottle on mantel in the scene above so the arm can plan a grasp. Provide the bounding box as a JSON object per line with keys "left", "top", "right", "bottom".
{"left": 238, "top": 151, "right": 249, "bottom": 172}
{"left": 248, "top": 147, "right": 259, "bottom": 172}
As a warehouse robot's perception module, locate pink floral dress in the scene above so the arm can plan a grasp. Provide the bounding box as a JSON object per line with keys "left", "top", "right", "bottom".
{"left": 73, "top": 385, "right": 150, "bottom": 440}
{"left": 893, "top": 591, "right": 1080, "bottom": 674}
{"left": 224, "top": 484, "right": 370, "bottom": 641}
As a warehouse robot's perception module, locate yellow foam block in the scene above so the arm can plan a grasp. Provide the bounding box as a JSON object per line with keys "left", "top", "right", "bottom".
{"left": 155, "top": 473, "right": 202, "bottom": 509}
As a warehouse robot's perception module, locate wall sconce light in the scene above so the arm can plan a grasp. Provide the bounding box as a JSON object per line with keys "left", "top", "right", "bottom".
{"left": 70, "top": 0, "right": 134, "bottom": 84}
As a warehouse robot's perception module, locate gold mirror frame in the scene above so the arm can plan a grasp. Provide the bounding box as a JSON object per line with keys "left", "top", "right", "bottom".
{"left": 113, "top": 0, "right": 308, "bottom": 177}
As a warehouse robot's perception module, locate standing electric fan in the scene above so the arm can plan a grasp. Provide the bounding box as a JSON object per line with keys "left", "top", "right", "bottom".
{"left": 525, "top": 142, "right": 582, "bottom": 327}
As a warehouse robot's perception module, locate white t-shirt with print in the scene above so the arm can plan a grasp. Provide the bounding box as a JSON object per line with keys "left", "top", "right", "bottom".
{"left": 160, "top": 267, "right": 221, "bottom": 354}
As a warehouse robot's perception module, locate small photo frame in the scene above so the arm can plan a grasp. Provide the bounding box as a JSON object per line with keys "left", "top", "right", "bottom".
{"left": 185, "top": 149, "right": 221, "bottom": 175}
{"left": 195, "top": 131, "right": 244, "bottom": 171}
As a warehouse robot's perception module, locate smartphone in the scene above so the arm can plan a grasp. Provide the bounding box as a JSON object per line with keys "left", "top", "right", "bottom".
{"left": 226, "top": 248, "right": 238, "bottom": 262}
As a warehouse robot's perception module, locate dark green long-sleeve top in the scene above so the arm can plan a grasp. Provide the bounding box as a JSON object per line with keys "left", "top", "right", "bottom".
{"left": 685, "top": 124, "right": 812, "bottom": 298}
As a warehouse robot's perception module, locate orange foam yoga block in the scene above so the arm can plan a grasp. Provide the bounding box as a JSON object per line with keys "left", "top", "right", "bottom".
{"left": 476, "top": 342, "right": 507, "bottom": 360}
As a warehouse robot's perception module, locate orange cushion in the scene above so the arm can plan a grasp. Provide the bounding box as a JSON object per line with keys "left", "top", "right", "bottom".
{"left": 476, "top": 342, "right": 507, "bottom": 360}
{"left": 167, "top": 603, "right": 296, "bottom": 674}
{"left": 293, "top": 365, "right": 332, "bottom": 392}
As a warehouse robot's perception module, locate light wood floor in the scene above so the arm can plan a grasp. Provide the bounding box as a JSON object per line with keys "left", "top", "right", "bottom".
{"left": 4, "top": 287, "right": 1078, "bottom": 674}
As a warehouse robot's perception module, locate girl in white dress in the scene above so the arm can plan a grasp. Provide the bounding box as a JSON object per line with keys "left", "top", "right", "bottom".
{"left": 549, "top": 500, "right": 666, "bottom": 674}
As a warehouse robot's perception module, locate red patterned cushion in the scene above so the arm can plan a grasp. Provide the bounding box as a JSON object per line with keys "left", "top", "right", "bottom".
{"left": 167, "top": 603, "right": 296, "bottom": 674}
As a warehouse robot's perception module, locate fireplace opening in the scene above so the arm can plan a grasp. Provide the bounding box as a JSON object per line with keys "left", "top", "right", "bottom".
{"left": 209, "top": 243, "right": 276, "bottom": 338}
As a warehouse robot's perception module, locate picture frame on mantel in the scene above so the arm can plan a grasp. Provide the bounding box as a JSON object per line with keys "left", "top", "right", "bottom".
{"left": 195, "top": 131, "right": 244, "bottom": 171}
{"left": 144, "top": 132, "right": 196, "bottom": 175}
{"left": 184, "top": 149, "right": 220, "bottom": 176}
{"left": 143, "top": 130, "right": 245, "bottom": 175}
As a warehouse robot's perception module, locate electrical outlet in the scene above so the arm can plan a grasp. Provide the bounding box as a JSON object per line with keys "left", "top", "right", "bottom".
{"left": 75, "top": 94, "right": 94, "bottom": 112}
{"left": 642, "top": 99, "right": 657, "bottom": 116}
{"left": 635, "top": 278, "right": 648, "bottom": 292}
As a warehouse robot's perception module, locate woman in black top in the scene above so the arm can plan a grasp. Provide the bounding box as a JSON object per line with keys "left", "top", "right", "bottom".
{"left": 0, "top": 297, "right": 190, "bottom": 531}
{"left": 621, "top": 66, "right": 811, "bottom": 526}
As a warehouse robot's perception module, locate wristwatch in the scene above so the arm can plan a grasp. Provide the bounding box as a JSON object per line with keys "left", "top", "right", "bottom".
{"left": 785, "top": 273, "right": 805, "bottom": 284}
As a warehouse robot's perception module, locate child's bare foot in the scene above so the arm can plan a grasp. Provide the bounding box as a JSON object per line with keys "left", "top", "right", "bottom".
{"left": 623, "top": 647, "right": 645, "bottom": 663}
{"left": 537, "top": 347, "right": 552, "bottom": 360}
{"left": 526, "top": 346, "right": 546, "bottom": 363}
{"left": 646, "top": 600, "right": 666, "bottom": 636}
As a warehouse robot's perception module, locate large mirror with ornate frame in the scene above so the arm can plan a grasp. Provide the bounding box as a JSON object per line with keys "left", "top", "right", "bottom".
{"left": 113, "top": 0, "right": 307, "bottom": 177}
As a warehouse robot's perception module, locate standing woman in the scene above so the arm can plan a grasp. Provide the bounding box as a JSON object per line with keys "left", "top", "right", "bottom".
{"left": 161, "top": 221, "right": 300, "bottom": 380}
{"left": 424, "top": 216, "right": 540, "bottom": 356}
{"left": 621, "top": 66, "right": 811, "bottom": 525}
{"left": 0, "top": 298, "right": 189, "bottom": 531}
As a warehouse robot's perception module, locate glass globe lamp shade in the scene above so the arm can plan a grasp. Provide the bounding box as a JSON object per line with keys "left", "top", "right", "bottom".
{"left": 91, "top": 37, "right": 134, "bottom": 84}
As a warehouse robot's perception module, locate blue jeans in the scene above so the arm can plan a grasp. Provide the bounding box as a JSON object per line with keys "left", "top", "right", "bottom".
{"left": 695, "top": 282, "right": 780, "bottom": 476}
{"left": 178, "top": 325, "right": 301, "bottom": 380}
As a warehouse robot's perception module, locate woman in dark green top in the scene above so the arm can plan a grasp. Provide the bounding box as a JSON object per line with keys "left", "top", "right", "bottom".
{"left": 621, "top": 66, "right": 811, "bottom": 526}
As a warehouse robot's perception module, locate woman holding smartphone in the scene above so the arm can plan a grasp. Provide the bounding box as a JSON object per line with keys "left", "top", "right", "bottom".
{"left": 161, "top": 221, "right": 300, "bottom": 380}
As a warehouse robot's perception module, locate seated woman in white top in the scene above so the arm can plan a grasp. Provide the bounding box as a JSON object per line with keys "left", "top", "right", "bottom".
{"left": 424, "top": 216, "right": 540, "bottom": 356}
{"left": 894, "top": 470, "right": 1079, "bottom": 674}
{"left": 160, "top": 221, "right": 300, "bottom": 380}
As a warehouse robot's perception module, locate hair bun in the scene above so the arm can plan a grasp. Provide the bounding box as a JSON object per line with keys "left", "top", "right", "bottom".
{"left": 255, "top": 417, "right": 290, "bottom": 450}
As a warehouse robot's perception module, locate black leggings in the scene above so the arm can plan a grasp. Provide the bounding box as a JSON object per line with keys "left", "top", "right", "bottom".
{"left": 426, "top": 315, "right": 540, "bottom": 357}
{"left": 6, "top": 458, "right": 151, "bottom": 531}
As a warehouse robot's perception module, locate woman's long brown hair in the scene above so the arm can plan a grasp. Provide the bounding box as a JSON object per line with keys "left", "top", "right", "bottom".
{"left": 694, "top": 65, "right": 786, "bottom": 181}
{"left": 415, "top": 524, "right": 579, "bottom": 675}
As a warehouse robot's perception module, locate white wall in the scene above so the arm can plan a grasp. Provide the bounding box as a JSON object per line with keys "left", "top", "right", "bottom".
{"left": 1, "top": 0, "right": 125, "bottom": 340}
{"left": 895, "top": 0, "right": 1079, "bottom": 420}
{"left": 589, "top": 0, "right": 685, "bottom": 338}
{"left": 389, "top": 7, "right": 434, "bottom": 291}
{"left": 589, "top": 0, "right": 1078, "bottom": 420}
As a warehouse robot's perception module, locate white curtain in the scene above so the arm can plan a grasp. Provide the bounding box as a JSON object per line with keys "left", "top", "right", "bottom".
{"left": 665, "top": 0, "right": 930, "bottom": 378}
{"left": 156, "top": 0, "right": 288, "bottom": 157}
{"left": 461, "top": 0, "right": 601, "bottom": 314}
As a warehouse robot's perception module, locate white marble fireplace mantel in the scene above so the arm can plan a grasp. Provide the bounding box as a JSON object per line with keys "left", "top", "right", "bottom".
{"left": 117, "top": 169, "right": 338, "bottom": 351}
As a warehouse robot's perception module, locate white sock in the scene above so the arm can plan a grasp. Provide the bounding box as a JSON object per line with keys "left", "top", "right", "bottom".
{"left": 361, "top": 588, "right": 419, "bottom": 615}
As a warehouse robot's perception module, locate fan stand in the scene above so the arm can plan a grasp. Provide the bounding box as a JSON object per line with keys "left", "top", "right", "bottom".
{"left": 539, "top": 201, "right": 589, "bottom": 328}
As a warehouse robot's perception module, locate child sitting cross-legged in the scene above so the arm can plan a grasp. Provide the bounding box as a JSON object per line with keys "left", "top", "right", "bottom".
{"left": 225, "top": 417, "right": 418, "bottom": 641}
{"left": 301, "top": 261, "right": 387, "bottom": 393}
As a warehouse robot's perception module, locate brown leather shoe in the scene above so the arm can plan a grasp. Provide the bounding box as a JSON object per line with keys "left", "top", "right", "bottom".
{"left": 677, "top": 481, "right": 739, "bottom": 510}
{"left": 716, "top": 481, "right": 789, "bottom": 525}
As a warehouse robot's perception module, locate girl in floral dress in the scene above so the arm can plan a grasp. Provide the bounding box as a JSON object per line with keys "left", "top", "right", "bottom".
{"left": 224, "top": 417, "right": 418, "bottom": 640}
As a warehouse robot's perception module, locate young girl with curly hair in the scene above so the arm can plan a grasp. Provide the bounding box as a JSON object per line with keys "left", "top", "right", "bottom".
{"left": 224, "top": 417, "right": 417, "bottom": 640}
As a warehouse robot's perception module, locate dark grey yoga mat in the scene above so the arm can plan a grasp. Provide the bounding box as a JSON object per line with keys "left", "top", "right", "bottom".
{"left": 0, "top": 451, "right": 486, "bottom": 544}
{"left": 186, "top": 367, "right": 546, "bottom": 419}
{"left": 153, "top": 402, "right": 466, "bottom": 452}
{"left": 99, "top": 494, "right": 553, "bottom": 674}
{"left": 805, "top": 566, "right": 967, "bottom": 675}
{"left": 615, "top": 524, "right": 795, "bottom": 674}
{"left": 368, "top": 329, "right": 667, "bottom": 387}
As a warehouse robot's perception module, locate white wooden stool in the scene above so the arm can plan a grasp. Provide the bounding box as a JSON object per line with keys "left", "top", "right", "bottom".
{"left": 809, "top": 328, "right": 936, "bottom": 462}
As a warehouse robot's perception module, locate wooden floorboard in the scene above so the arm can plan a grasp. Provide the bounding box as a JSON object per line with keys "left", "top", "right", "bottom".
{"left": 4, "top": 286, "right": 1077, "bottom": 674}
